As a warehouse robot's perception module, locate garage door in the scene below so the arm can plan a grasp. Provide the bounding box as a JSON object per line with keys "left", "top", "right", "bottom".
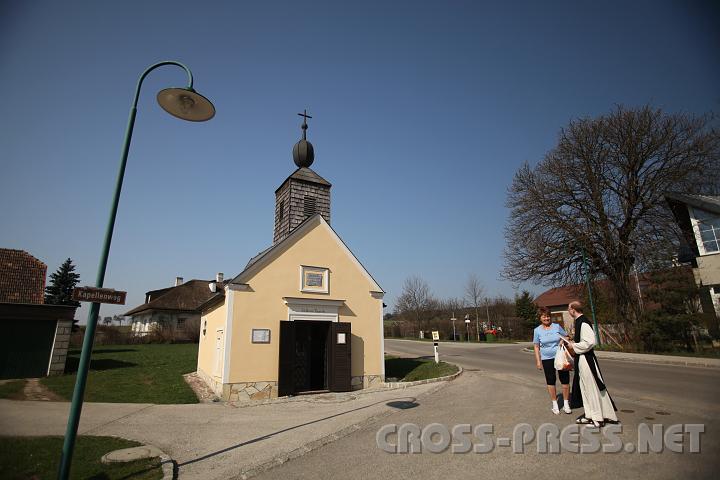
{"left": 0, "top": 320, "right": 57, "bottom": 379}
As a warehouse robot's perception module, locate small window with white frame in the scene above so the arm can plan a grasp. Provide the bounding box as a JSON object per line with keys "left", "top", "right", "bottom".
{"left": 691, "top": 207, "right": 720, "bottom": 255}
{"left": 300, "top": 266, "right": 329, "bottom": 293}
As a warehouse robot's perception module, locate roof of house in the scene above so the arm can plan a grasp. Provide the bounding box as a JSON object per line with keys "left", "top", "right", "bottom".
{"left": 274, "top": 167, "right": 331, "bottom": 193}
{"left": 124, "top": 279, "right": 219, "bottom": 316}
{"left": 0, "top": 248, "right": 47, "bottom": 304}
{"left": 665, "top": 193, "right": 720, "bottom": 215}
{"left": 534, "top": 285, "right": 585, "bottom": 308}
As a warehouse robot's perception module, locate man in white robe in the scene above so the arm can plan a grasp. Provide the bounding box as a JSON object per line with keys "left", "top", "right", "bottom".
{"left": 567, "top": 300, "right": 618, "bottom": 427}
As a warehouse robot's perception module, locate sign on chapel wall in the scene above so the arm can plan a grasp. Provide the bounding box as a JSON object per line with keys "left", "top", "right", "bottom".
{"left": 300, "top": 266, "right": 329, "bottom": 293}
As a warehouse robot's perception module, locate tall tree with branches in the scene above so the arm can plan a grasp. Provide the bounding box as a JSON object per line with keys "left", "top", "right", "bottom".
{"left": 504, "top": 105, "right": 719, "bottom": 329}
{"left": 395, "top": 276, "right": 436, "bottom": 331}
{"left": 464, "top": 274, "right": 485, "bottom": 340}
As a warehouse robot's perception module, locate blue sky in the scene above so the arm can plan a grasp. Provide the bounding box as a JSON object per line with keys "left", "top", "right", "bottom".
{"left": 1, "top": 0, "right": 718, "bottom": 321}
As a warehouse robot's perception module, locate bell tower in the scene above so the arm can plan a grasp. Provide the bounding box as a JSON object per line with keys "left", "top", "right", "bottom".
{"left": 273, "top": 110, "right": 331, "bottom": 245}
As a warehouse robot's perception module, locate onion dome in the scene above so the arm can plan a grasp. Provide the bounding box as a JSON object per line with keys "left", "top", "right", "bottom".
{"left": 293, "top": 109, "right": 315, "bottom": 168}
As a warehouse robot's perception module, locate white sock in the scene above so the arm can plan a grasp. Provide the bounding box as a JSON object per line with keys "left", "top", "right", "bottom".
{"left": 564, "top": 399, "right": 570, "bottom": 407}
{"left": 552, "top": 400, "right": 558, "bottom": 409}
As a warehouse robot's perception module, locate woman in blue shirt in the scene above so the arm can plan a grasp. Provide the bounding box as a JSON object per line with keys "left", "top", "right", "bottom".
{"left": 533, "top": 307, "right": 571, "bottom": 414}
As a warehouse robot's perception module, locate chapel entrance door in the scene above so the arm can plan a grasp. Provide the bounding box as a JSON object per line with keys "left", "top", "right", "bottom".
{"left": 293, "top": 320, "right": 330, "bottom": 393}
{"left": 278, "top": 320, "right": 352, "bottom": 395}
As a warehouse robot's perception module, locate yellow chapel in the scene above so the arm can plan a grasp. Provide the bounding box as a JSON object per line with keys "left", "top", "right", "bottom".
{"left": 196, "top": 114, "right": 385, "bottom": 401}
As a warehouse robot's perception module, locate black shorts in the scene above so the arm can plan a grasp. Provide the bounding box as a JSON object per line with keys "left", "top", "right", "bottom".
{"left": 542, "top": 358, "right": 569, "bottom": 385}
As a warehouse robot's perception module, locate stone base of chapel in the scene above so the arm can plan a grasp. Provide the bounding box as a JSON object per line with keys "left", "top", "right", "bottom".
{"left": 197, "top": 368, "right": 385, "bottom": 401}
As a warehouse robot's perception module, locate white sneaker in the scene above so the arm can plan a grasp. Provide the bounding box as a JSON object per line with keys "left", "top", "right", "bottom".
{"left": 551, "top": 406, "right": 560, "bottom": 415}
{"left": 563, "top": 404, "right": 572, "bottom": 414}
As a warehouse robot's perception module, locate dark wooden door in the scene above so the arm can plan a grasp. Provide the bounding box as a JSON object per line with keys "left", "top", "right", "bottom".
{"left": 328, "top": 322, "right": 351, "bottom": 392}
{"left": 277, "top": 321, "right": 296, "bottom": 396}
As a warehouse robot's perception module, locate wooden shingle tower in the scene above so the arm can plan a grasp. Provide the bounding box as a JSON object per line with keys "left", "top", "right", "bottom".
{"left": 273, "top": 110, "right": 331, "bottom": 244}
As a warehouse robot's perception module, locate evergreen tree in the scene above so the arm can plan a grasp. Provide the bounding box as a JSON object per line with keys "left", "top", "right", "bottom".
{"left": 515, "top": 290, "right": 538, "bottom": 330}
{"left": 44, "top": 258, "right": 81, "bottom": 306}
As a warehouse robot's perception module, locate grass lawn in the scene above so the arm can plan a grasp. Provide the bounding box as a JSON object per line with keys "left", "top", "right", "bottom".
{"left": 0, "top": 436, "right": 162, "bottom": 480}
{"left": 41, "top": 344, "right": 199, "bottom": 404}
{"left": 0, "top": 380, "right": 26, "bottom": 399}
{"left": 384, "top": 356, "right": 458, "bottom": 382}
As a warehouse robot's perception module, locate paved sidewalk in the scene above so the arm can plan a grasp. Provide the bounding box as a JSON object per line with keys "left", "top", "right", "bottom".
{"left": 517, "top": 342, "right": 720, "bottom": 368}
{"left": 0, "top": 381, "right": 445, "bottom": 479}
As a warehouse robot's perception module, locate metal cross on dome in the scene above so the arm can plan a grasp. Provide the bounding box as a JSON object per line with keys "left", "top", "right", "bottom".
{"left": 298, "top": 109, "right": 312, "bottom": 139}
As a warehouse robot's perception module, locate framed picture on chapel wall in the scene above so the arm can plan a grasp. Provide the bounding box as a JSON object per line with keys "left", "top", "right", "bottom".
{"left": 251, "top": 328, "right": 271, "bottom": 344}
{"left": 300, "top": 266, "right": 329, "bottom": 293}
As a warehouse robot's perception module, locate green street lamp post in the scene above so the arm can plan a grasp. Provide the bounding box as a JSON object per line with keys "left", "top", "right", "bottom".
{"left": 579, "top": 245, "right": 601, "bottom": 345}
{"left": 57, "top": 61, "right": 215, "bottom": 480}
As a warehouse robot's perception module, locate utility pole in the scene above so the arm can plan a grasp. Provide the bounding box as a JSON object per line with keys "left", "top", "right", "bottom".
{"left": 475, "top": 311, "right": 480, "bottom": 342}
{"left": 485, "top": 299, "right": 491, "bottom": 330}
{"left": 633, "top": 263, "right": 644, "bottom": 313}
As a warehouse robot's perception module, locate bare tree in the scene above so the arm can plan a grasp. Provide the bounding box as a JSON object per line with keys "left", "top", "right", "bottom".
{"left": 464, "top": 274, "right": 485, "bottom": 340}
{"left": 504, "top": 105, "right": 720, "bottom": 328}
{"left": 440, "top": 297, "right": 466, "bottom": 340}
{"left": 442, "top": 297, "right": 466, "bottom": 318}
{"left": 394, "top": 276, "right": 436, "bottom": 331}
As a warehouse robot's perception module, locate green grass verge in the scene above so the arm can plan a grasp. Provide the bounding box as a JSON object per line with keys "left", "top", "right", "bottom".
{"left": 41, "top": 344, "right": 199, "bottom": 404}
{"left": 0, "top": 380, "right": 26, "bottom": 399}
{"left": 385, "top": 356, "right": 458, "bottom": 382}
{"left": 0, "top": 435, "right": 162, "bottom": 480}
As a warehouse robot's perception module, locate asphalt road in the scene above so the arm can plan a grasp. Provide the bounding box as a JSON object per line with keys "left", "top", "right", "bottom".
{"left": 384, "top": 340, "right": 720, "bottom": 419}
{"left": 253, "top": 340, "right": 720, "bottom": 480}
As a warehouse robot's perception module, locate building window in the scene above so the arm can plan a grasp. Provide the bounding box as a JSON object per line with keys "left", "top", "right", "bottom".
{"left": 177, "top": 318, "right": 186, "bottom": 331}
{"left": 300, "top": 266, "right": 329, "bottom": 293}
{"left": 303, "top": 196, "right": 316, "bottom": 218}
{"left": 692, "top": 207, "right": 720, "bottom": 254}
{"left": 279, "top": 200, "right": 285, "bottom": 221}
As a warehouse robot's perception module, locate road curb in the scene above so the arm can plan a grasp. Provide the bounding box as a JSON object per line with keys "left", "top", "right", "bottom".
{"left": 230, "top": 370, "right": 457, "bottom": 480}
{"left": 521, "top": 347, "right": 720, "bottom": 369}
{"left": 382, "top": 365, "right": 463, "bottom": 389}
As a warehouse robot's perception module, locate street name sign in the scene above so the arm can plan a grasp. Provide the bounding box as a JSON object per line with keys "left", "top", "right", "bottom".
{"left": 72, "top": 287, "right": 127, "bottom": 305}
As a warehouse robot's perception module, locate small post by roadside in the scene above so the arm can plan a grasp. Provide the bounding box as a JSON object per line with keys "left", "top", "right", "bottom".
{"left": 464, "top": 315, "right": 471, "bottom": 341}
{"left": 432, "top": 330, "right": 440, "bottom": 363}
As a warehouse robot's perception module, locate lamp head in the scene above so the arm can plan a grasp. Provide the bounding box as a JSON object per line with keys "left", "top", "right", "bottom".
{"left": 157, "top": 87, "right": 215, "bottom": 122}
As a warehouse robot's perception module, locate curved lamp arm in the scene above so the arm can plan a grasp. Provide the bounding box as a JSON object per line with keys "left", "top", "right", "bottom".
{"left": 132, "top": 60, "right": 193, "bottom": 108}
